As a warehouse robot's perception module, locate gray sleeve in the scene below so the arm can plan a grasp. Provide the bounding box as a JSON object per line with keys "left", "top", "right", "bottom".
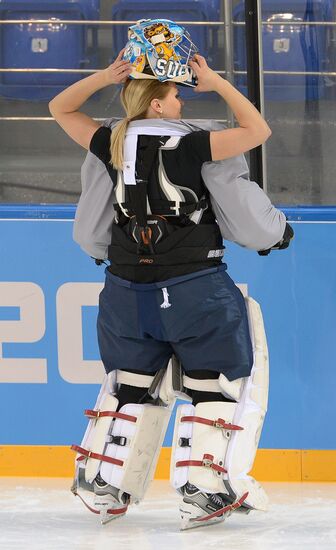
{"left": 202, "top": 157, "right": 286, "bottom": 251}
{"left": 187, "top": 119, "right": 286, "bottom": 250}
{"left": 73, "top": 151, "right": 115, "bottom": 260}
{"left": 73, "top": 118, "right": 121, "bottom": 259}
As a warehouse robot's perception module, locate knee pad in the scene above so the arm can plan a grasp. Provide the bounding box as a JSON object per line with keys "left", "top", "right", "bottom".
{"left": 170, "top": 297, "right": 269, "bottom": 511}
{"left": 71, "top": 368, "right": 171, "bottom": 518}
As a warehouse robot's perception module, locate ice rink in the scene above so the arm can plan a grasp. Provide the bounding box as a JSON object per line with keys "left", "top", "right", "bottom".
{"left": 0, "top": 478, "right": 335, "bottom": 550}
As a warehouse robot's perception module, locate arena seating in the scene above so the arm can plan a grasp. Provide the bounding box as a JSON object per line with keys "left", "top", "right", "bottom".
{"left": 0, "top": 0, "right": 100, "bottom": 101}
{"left": 233, "top": 0, "right": 334, "bottom": 100}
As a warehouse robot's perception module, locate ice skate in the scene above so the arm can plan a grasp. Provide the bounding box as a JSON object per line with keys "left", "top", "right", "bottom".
{"left": 93, "top": 474, "right": 129, "bottom": 525}
{"left": 71, "top": 469, "right": 129, "bottom": 525}
{"left": 179, "top": 482, "right": 236, "bottom": 530}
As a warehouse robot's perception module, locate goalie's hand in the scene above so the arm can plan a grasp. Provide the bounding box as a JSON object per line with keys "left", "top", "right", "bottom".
{"left": 103, "top": 49, "right": 132, "bottom": 85}
{"left": 258, "top": 223, "right": 294, "bottom": 256}
{"left": 189, "top": 54, "right": 222, "bottom": 93}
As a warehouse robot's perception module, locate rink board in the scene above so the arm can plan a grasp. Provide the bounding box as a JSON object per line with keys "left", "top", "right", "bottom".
{"left": 0, "top": 205, "right": 336, "bottom": 480}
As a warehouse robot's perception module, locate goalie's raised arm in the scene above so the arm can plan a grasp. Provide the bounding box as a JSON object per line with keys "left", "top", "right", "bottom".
{"left": 48, "top": 49, "right": 132, "bottom": 150}
{"left": 189, "top": 54, "right": 271, "bottom": 161}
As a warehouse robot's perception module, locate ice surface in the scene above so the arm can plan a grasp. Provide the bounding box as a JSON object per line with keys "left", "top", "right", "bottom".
{"left": 0, "top": 479, "right": 335, "bottom": 550}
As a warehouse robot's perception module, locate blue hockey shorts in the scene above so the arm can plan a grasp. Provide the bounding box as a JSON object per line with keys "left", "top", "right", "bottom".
{"left": 97, "top": 266, "right": 253, "bottom": 381}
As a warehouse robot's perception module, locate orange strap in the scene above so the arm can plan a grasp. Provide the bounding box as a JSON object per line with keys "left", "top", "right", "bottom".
{"left": 140, "top": 227, "right": 152, "bottom": 245}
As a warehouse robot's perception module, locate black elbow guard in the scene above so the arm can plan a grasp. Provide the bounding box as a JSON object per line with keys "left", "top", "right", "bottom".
{"left": 258, "top": 223, "right": 294, "bottom": 256}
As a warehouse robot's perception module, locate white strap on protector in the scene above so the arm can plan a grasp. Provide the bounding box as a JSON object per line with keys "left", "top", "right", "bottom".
{"left": 116, "top": 370, "right": 154, "bottom": 389}
{"left": 123, "top": 124, "right": 186, "bottom": 186}
{"left": 159, "top": 358, "right": 191, "bottom": 405}
{"left": 100, "top": 403, "right": 170, "bottom": 500}
{"left": 183, "top": 375, "right": 221, "bottom": 393}
{"left": 123, "top": 134, "right": 137, "bottom": 185}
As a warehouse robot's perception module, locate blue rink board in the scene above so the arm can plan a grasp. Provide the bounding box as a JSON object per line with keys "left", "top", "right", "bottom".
{"left": 0, "top": 207, "right": 335, "bottom": 450}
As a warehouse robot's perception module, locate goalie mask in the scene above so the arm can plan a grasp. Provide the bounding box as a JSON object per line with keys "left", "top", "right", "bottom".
{"left": 123, "top": 19, "right": 198, "bottom": 87}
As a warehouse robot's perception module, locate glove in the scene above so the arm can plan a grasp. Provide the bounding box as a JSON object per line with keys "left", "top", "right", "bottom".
{"left": 258, "top": 223, "right": 294, "bottom": 256}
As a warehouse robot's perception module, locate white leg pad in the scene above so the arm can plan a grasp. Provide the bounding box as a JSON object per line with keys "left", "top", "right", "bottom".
{"left": 72, "top": 369, "right": 171, "bottom": 502}
{"left": 77, "top": 372, "right": 118, "bottom": 483}
{"left": 224, "top": 297, "right": 269, "bottom": 510}
{"left": 170, "top": 297, "right": 269, "bottom": 511}
{"left": 100, "top": 403, "right": 170, "bottom": 500}
{"left": 171, "top": 401, "right": 233, "bottom": 493}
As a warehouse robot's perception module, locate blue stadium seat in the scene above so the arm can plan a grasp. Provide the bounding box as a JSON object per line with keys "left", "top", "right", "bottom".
{"left": 111, "top": 0, "right": 221, "bottom": 99}
{"left": 233, "top": 0, "right": 333, "bottom": 101}
{"left": 0, "top": 0, "right": 100, "bottom": 101}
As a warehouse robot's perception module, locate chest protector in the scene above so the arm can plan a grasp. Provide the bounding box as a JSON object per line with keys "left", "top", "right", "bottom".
{"left": 108, "top": 134, "right": 224, "bottom": 267}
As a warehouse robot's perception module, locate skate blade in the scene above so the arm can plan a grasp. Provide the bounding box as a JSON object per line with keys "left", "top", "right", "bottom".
{"left": 100, "top": 510, "right": 126, "bottom": 525}
{"left": 179, "top": 506, "right": 225, "bottom": 531}
{"left": 233, "top": 506, "right": 251, "bottom": 515}
{"left": 180, "top": 514, "right": 225, "bottom": 531}
{"left": 94, "top": 495, "right": 127, "bottom": 525}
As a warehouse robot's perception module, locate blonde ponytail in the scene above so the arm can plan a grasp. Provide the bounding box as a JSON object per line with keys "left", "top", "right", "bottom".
{"left": 110, "top": 79, "right": 171, "bottom": 170}
{"left": 110, "top": 118, "right": 130, "bottom": 171}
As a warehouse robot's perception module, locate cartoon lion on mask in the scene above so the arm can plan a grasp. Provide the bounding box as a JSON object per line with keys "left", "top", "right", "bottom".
{"left": 144, "top": 22, "right": 182, "bottom": 61}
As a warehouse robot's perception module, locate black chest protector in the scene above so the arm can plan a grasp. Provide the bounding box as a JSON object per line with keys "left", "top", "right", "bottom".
{"left": 108, "top": 136, "right": 224, "bottom": 268}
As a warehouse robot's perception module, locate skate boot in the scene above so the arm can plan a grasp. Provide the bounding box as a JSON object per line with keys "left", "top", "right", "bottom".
{"left": 71, "top": 470, "right": 129, "bottom": 525}
{"left": 179, "top": 482, "right": 236, "bottom": 530}
{"left": 93, "top": 473, "right": 129, "bottom": 525}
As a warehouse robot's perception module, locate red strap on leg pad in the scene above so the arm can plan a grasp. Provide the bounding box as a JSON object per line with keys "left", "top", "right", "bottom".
{"left": 171, "top": 402, "right": 237, "bottom": 493}
{"left": 71, "top": 394, "right": 120, "bottom": 484}
{"left": 193, "top": 492, "right": 249, "bottom": 523}
{"left": 71, "top": 445, "right": 124, "bottom": 467}
{"left": 181, "top": 415, "right": 243, "bottom": 431}
{"left": 176, "top": 453, "right": 227, "bottom": 474}
{"left": 99, "top": 403, "right": 171, "bottom": 501}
